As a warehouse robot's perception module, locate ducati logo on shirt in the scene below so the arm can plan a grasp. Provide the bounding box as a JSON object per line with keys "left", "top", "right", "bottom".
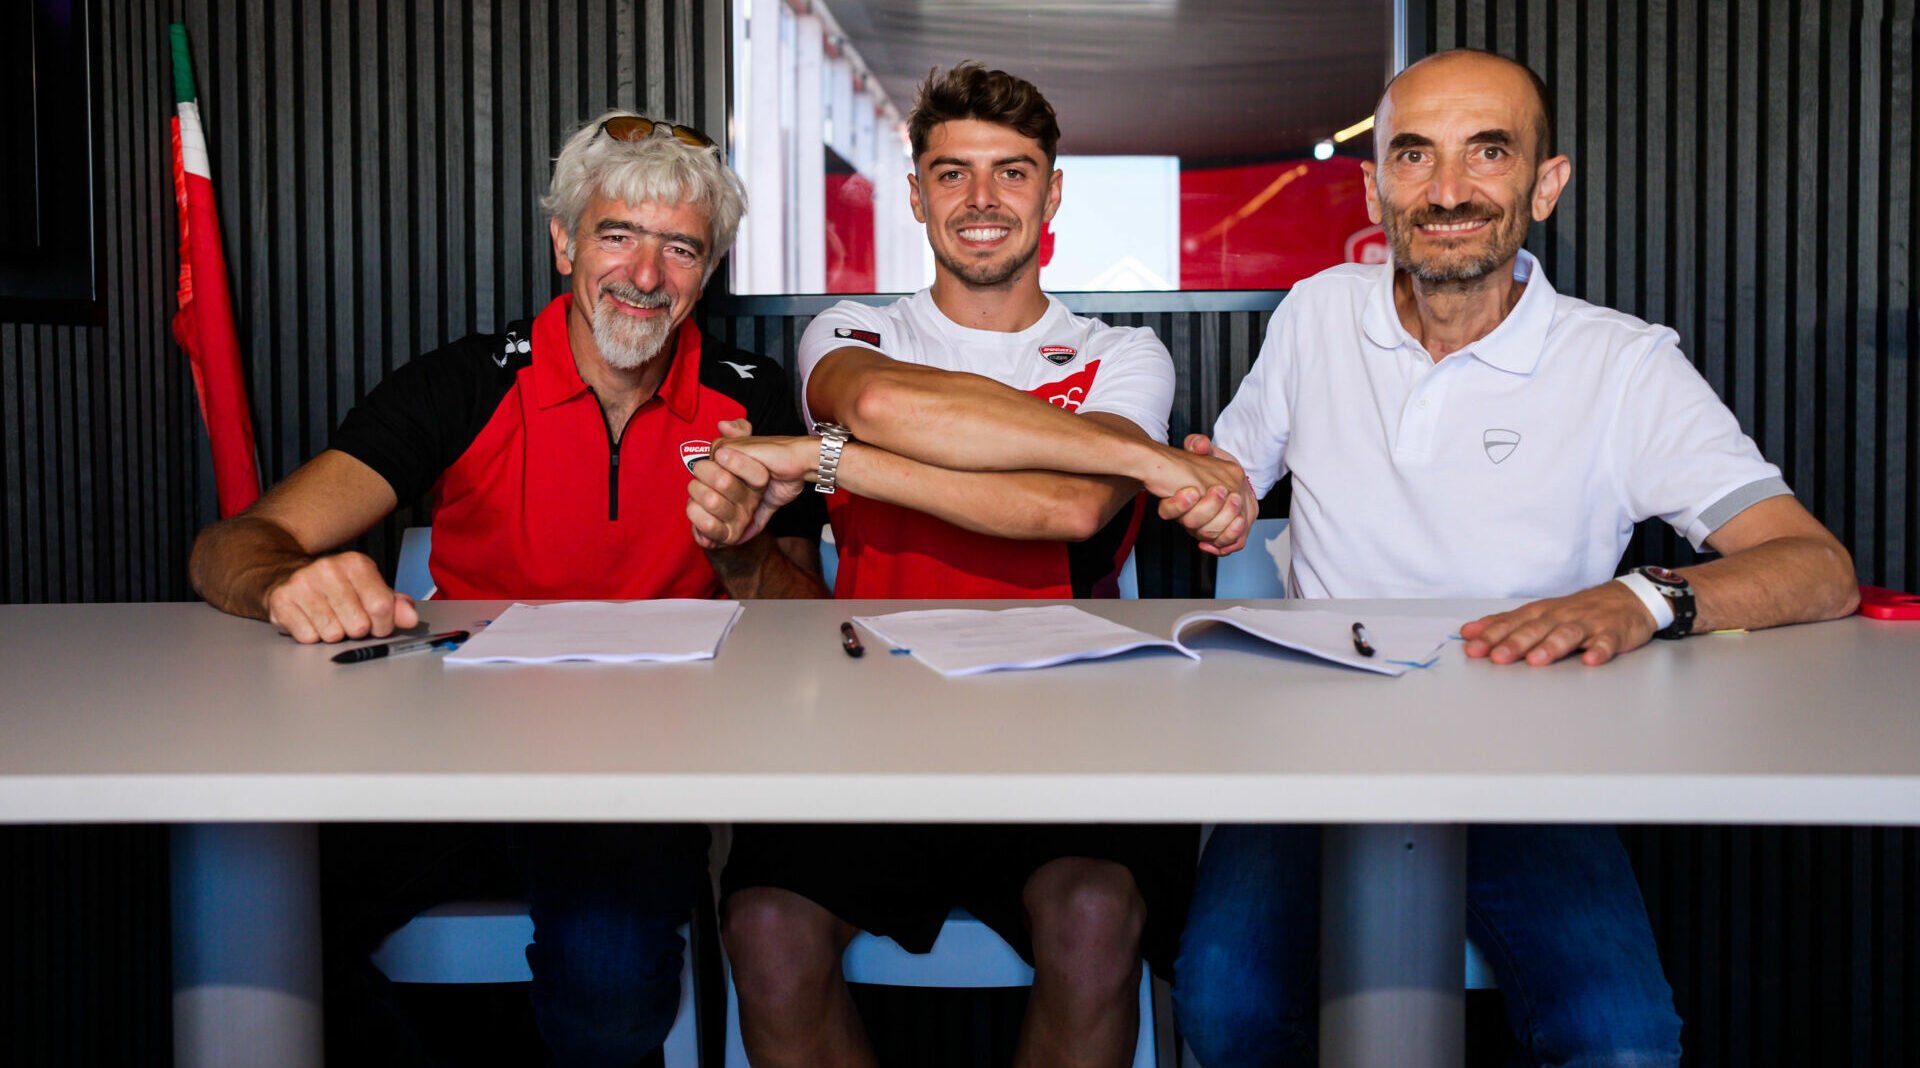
{"left": 834, "top": 327, "right": 882, "bottom": 346}
{"left": 1039, "top": 344, "right": 1078, "bottom": 366}
{"left": 1483, "top": 428, "right": 1521, "bottom": 464}
{"left": 680, "top": 440, "right": 713, "bottom": 472}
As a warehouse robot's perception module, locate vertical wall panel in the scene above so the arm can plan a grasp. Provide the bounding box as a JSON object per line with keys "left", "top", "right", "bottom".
{"left": 1431, "top": 3, "right": 1915, "bottom": 1064}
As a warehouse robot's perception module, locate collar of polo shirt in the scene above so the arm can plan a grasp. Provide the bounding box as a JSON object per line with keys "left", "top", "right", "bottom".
{"left": 1361, "top": 248, "right": 1559, "bottom": 376}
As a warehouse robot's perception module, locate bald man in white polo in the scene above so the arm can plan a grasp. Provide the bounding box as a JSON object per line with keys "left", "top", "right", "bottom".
{"left": 1165, "top": 48, "right": 1857, "bottom": 1067}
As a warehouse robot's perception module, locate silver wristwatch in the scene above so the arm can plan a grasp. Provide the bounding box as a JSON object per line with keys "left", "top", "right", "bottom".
{"left": 813, "top": 422, "right": 852, "bottom": 494}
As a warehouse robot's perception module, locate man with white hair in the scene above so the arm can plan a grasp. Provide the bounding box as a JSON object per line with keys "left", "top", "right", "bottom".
{"left": 191, "top": 111, "right": 823, "bottom": 1064}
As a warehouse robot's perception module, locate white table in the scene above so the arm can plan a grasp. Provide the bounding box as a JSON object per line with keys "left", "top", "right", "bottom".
{"left": 5, "top": 599, "right": 1918, "bottom": 1067}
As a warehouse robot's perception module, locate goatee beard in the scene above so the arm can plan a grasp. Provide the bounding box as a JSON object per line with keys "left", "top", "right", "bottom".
{"left": 1384, "top": 197, "right": 1531, "bottom": 286}
{"left": 592, "top": 282, "right": 673, "bottom": 370}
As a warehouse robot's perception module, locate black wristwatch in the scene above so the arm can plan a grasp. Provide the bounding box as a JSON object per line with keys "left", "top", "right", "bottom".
{"left": 1632, "top": 565, "right": 1697, "bottom": 639}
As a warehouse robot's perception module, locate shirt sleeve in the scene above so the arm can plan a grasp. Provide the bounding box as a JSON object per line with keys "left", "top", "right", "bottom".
{"left": 1210, "top": 297, "right": 1295, "bottom": 498}
{"left": 1075, "top": 324, "right": 1176, "bottom": 443}
{"left": 796, "top": 302, "right": 891, "bottom": 431}
{"left": 1609, "top": 331, "right": 1792, "bottom": 547}
{"left": 329, "top": 333, "right": 511, "bottom": 504}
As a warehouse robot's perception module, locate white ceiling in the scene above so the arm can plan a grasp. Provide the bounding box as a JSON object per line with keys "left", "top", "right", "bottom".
{"left": 822, "top": 0, "right": 1392, "bottom": 161}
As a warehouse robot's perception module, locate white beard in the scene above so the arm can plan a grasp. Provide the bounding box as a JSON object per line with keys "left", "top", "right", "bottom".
{"left": 592, "top": 287, "right": 674, "bottom": 370}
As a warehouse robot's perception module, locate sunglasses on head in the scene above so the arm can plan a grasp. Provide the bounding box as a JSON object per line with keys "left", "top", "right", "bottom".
{"left": 599, "top": 115, "right": 716, "bottom": 149}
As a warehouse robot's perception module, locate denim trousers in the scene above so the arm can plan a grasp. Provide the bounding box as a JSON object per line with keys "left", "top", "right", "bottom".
{"left": 321, "top": 822, "right": 710, "bottom": 1067}
{"left": 1173, "top": 824, "right": 1683, "bottom": 1067}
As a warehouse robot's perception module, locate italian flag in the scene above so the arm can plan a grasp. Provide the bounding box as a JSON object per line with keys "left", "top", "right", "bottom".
{"left": 170, "top": 24, "right": 261, "bottom": 517}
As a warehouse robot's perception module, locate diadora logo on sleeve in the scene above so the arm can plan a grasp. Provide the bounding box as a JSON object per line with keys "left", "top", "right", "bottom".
{"left": 1039, "top": 344, "right": 1078, "bottom": 367}
{"left": 496, "top": 332, "right": 531, "bottom": 368}
{"left": 834, "top": 327, "right": 882, "bottom": 346}
{"left": 679, "top": 440, "right": 713, "bottom": 472}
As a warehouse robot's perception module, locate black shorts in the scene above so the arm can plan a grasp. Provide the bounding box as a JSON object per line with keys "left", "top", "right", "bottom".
{"left": 721, "top": 823, "right": 1199, "bottom": 976}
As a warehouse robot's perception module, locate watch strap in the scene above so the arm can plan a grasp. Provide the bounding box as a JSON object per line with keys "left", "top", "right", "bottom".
{"left": 813, "top": 423, "right": 851, "bottom": 495}
{"left": 1614, "top": 571, "right": 1677, "bottom": 631}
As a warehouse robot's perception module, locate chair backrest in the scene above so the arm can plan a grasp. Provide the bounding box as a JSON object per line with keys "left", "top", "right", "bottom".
{"left": 819, "top": 524, "right": 838, "bottom": 591}
{"left": 395, "top": 526, "right": 435, "bottom": 600}
{"left": 1213, "top": 518, "right": 1290, "bottom": 599}
{"left": 1117, "top": 547, "right": 1140, "bottom": 599}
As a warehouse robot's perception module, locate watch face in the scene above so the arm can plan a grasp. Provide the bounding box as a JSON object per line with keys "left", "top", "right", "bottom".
{"left": 1643, "top": 565, "right": 1686, "bottom": 587}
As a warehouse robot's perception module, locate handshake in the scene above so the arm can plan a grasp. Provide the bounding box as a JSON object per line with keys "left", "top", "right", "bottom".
{"left": 685, "top": 419, "right": 1256, "bottom": 556}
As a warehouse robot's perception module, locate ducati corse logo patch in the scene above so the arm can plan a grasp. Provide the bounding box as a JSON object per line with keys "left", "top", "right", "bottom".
{"left": 834, "top": 327, "right": 882, "bottom": 346}
{"left": 1039, "top": 344, "right": 1078, "bottom": 366}
{"left": 680, "top": 440, "right": 713, "bottom": 473}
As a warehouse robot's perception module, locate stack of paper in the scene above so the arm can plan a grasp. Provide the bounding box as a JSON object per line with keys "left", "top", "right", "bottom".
{"left": 445, "top": 600, "right": 743, "bottom": 664}
{"left": 852, "top": 604, "right": 1455, "bottom": 678}
{"left": 1171, "top": 606, "right": 1454, "bottom": 676}
{"left": 851, "top": 605, "right": 1196, "bottom": 677}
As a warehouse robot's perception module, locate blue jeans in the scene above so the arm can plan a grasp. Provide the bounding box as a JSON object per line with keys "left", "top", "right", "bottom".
{"left": 1173, "top": 824, "right": 1682, "bottom": 1067}
{"left": 322, "top": 822, "right": 708, "bottom": 1067}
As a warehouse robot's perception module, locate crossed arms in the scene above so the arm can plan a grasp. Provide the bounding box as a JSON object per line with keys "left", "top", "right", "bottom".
{"left": 685, "top": 346, "right": 1253, "bottom": 550}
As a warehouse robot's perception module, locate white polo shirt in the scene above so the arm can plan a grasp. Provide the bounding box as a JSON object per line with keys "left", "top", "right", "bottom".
{"left": 1213, "top": 251, "right": 1791, "bottom": 600}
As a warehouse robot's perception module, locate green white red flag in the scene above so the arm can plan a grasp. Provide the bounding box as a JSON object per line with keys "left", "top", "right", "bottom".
{"left": 169, "top": 24, "right": 261, "bottom": 517}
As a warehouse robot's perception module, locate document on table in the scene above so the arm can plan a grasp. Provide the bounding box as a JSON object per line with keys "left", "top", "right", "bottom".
{"left": 1172, "top": 606, "right": 1454, "bottom": 676}
{"left": 444, "top": 600, "right": 743, "bottom": 664}
{"left": 851, "top": 605, "right": 1197, "bottom": 678}
{"left": 852, "top": 605, "right": 1455, "bottom": 678}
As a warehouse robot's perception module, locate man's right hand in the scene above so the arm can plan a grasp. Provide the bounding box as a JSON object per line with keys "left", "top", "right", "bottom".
{"left": 263, "top": 552, "right": 418, "bottom": 643}
{"left": 1148, "top": 435, "right": 1254, "bottom": 555}
{"left": 687, "top": 431, "right": 817, "bottom": 548}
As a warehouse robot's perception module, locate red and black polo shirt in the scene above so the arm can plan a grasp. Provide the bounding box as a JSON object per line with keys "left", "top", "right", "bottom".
{"left": 331, "top": 294, "right": 820, "bottom": 600}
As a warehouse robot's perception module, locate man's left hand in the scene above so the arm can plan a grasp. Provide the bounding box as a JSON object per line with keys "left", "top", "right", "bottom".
{"left": 1459, "top": 581, "right": 1660, "bottom": 666}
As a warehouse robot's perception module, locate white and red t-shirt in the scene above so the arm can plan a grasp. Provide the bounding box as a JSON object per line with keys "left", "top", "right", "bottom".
{"left": 798, "top": 289, "right": 1175, "bottom": 599}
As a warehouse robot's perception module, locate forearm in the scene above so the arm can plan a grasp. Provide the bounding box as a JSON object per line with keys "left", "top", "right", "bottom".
{"left": 826, "top": 364, "right": 1158, "bottom": 479}
{"left": 1680, "top": 535, "right": 1859, "bottom": 632}
{"left": 189, "top": 516, "right": 315, "bottom": 621}
{"left": 835, "top": 442, "right": 1134, "bottom": 541}
{"left": 705, "top": 534, "right": 830, "bottom": 599}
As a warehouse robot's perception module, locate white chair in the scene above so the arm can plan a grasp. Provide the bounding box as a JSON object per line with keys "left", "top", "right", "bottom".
{"left": 722, "top": 909, "right": 1162, "bottom": 1066}
{"left": 819, "top": 523, "right": 838, "bottom": 591}
{"left": 370, "top": 903, "right": 706, "bottom": 1065}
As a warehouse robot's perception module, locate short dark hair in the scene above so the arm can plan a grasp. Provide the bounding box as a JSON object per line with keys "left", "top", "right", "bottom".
{"left": 907, "top": 62, "right": 1061, "bottom": 167}
{"left": 1384, "top": 48, "right": 1555, "bottom": 161}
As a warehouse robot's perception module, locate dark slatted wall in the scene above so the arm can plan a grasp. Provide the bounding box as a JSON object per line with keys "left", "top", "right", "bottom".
{"left": 0, "top": 4, "right": 198, "bottom": 606}
{"left": 1419, "top": 2, "right": 1918, "bottom": 1065}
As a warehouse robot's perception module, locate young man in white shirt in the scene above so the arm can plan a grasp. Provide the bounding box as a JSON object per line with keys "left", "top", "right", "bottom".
{"left": 1165, "top": 49, "right": 1858, "bottom": 1066}
{"left": 692, "top": 64, "right": 1244, "bottom": 1068}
